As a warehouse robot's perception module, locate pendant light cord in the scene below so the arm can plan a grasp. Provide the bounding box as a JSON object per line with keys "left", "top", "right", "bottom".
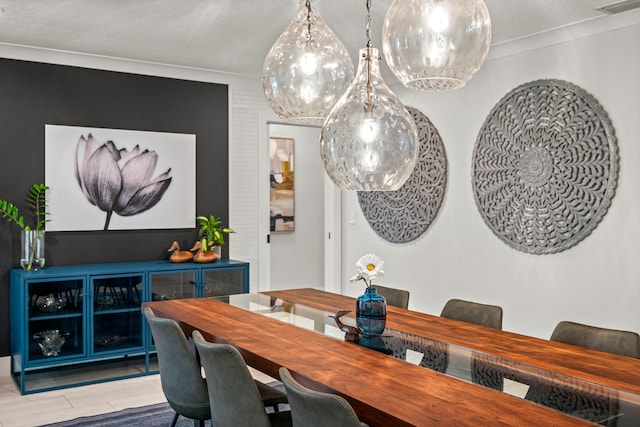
{"left": 364, "top": 0, "right": 374, "bottom": 113}
{"left": 305, "top": 0, "right": 315, "bottom": 48}
{"left": 365, "top": 0, "right": 372, "bottom": 49}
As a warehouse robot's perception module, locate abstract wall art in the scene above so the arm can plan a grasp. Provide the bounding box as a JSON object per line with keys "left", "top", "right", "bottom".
{"left": 269, "top": 137, "right": 295, "bottom": 232}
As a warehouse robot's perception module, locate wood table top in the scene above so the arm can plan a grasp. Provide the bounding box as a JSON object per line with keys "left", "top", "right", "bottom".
{"left": 264, "top": 288, "right": 640, "bottom": 396}
{"left": 143, "top": 288, "right": 640, "bottom": 426}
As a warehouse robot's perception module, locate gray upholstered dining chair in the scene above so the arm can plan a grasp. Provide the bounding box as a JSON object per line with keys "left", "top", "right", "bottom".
{"left": 525, "top": 321, "right": 640, "bottom": 425}
{"left": 144, "top": 308, "right": 288, "bottom": 427}
{"left": 549, "top": 321, "right": 640, "bottom": 359}
{"left": 144, "top": 307, "right": 210, "bottom": 427}
{"left": 279, "top": 367, "right": 361, "bottom": 427}
{"left": 192, "top": 330, "right": 293, "bottom": 427}
{"left": 373, "top": 285, "right": 410, "bottom": 309}
{"left": 440, "top": 298, "right": 503, "bottom": 329}
{"left": 439, "top": 299, "right": 504, "bottom": 391}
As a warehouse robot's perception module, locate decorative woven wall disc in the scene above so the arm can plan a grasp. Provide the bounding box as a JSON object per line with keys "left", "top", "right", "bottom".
{"left": 358, "top": 106, "right": 447, "bottom": 244}
{"left": 472, "top": 79, "right": 618, "bottom": 254}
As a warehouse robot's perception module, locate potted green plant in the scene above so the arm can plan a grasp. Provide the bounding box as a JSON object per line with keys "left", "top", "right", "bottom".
{"left": 0, "top": 183, "right": 50, "bottom": 270}
{"left": 196, "top": 215, "right": 235, "bottom": 255}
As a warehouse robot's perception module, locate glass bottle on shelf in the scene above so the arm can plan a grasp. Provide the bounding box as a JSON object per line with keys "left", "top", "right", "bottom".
{"left": 28, "top": 278, "right": 84, "bottom": 361}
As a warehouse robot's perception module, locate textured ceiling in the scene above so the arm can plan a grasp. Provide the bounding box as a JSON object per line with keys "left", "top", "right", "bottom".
{"left": 0, "top": 0, "right": 627, "bottom": 79}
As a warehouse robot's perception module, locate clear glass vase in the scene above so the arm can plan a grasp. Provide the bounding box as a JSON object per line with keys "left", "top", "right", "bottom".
{"left": 21, "top": 229, "right": 45, "bottom": 271}
{"left": 262, "top": 0, "right": 354, "bottom": 125}
{"left": 321, "top": 47, "right": 419, "bottom": 191}
{"left": 356, "top": 286, "right": 387, "bottom": 335}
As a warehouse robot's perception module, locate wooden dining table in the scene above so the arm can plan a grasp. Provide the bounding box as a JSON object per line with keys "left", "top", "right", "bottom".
{"left": 143, "top": 288, "right": 640, "bottom": 426}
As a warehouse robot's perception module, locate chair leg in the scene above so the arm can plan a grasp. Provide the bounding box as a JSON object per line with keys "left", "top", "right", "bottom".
{"left": 195, "top": 420, "right": 205, "bottom": 427}
{"left": 170, "top": 412, "right": 179, "bottom": 427}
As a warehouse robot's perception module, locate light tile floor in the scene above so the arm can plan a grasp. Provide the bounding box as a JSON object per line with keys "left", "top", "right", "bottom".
{"left": 0, "top": 356, "right": 165, "bottom": 427}
{"left": 0, "top": 356, "right": 275, "bottom": 427}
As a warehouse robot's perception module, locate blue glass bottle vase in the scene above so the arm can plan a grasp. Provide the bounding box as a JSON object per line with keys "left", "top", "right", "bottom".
{"left": 356, "top": 287, "right": 387, "bottom": 335}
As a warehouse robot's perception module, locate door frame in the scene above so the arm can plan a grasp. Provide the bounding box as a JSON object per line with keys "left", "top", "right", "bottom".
{"left": 257, "top": 113, "right": 341, "bottom": 292}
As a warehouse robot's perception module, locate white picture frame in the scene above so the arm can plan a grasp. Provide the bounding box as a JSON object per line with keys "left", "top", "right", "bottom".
{"left": 45, "top": 125, "right": 196, "bottom": 231}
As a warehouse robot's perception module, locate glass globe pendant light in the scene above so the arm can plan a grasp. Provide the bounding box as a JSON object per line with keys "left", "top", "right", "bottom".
{"left": 382, "top": 0, "right": 492, "bottom": 90}
{"left": 320, "top": 0, "right": 419, "bottom": 191}
{"left": 262, "top": 0, "right": 354, "bottom": 125}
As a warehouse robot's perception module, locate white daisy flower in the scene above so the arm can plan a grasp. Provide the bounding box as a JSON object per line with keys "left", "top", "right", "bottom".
{"left": 353, "top": 253, "right": 384, "bottom": 287}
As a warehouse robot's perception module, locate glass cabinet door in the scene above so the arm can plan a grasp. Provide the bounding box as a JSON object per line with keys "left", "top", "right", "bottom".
{"left": 27, "top": 278, "right": 85, "bottom": 363}
{"left": 202, "top": 267, "right": 247, "bottom": 297}
{"left": 149, "top": 270, "right": 198, "bottom": 300}
{"left": 91, "top": 274, "right": 144, "bottom": 354}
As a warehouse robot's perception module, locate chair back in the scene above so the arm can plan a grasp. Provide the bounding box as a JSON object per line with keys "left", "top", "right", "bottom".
{"left": 551, "top": 321, "right": 640, "bottom": 359}
{"left": 192, "top": 330, "right": 277, "bottom": 427}
{"left": 373, "top": 285, "right": 410, "bottom": 309}
{"left": 440, "top": 299, "right": 503, "bottom": 329}
{"left": 143, "top": 307, "right": 210, "bottom": 421}
{"left": 279, "top": 367, "right": 360, "bottom": 427}
{"left": 525, "top": 321, "right": 639, "bottom": 423}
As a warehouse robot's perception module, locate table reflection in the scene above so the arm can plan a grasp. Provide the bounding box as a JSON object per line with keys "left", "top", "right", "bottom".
{"left": 215, "top": 293, "right": 640, "bottom": 426}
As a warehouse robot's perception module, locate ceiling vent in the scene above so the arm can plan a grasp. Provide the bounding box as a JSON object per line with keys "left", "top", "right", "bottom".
{"left": 596, "top": 0, "right": 640, "bottom": 14}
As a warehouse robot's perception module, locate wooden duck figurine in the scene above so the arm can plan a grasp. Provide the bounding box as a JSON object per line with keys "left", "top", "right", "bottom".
{"left": 190, "top": 241, "right": 220, "bottom": 263}
{"left": 330, "top": 310, "right": 387, "bottom": 341}
{"left": 331, "top": 310, "right": 362, "bottom": 342}
{"left": 168, "top": 241, "right": 194, "bottom": 263}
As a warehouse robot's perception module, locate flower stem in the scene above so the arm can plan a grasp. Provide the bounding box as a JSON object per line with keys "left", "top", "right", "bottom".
{"left": 104, "top": 210, "right": 113, "bottom": 231}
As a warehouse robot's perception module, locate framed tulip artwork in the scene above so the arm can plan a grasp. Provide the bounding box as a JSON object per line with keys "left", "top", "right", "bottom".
{"left": 44, "top": 124, "right": 196, "bottom": 231}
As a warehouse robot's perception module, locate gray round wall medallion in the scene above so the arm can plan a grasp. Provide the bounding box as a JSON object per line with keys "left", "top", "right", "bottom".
{"left": 358, "top": 106, "right": 447, "bottom": 244}
{"left": 472, "top": 79, "right": 618, "bottom": 254}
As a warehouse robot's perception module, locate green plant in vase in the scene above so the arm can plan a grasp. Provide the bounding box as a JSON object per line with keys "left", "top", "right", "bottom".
{"left": 196, "top": 215, "right": 235, "bottom": 254}
{"left": 0, "top": 184, "right": 50, "bottom": 270}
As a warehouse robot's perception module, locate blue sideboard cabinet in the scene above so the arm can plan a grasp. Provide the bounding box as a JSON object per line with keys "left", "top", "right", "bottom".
{"left": 10, "top": 259, "right": 249, "bottom": 394}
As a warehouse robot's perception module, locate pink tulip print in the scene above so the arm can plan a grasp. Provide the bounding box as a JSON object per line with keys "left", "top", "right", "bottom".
{"left": 74, "top": 133, "right": 173, "bottom": 230}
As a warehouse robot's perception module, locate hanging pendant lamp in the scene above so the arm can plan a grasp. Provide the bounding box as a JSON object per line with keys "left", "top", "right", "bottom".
{"left": 382, "top": 0, "right": 492, "bottom": 91}
{"left": 320, "top": 0, "right": 419, "bottom": 191}
{"left": 262, "top": 0, "right": 354, "bottom": 125}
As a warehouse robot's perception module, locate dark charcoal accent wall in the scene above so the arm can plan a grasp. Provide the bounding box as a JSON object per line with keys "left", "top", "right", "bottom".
{"left": 0, "top": 58, "right": 229, "bottom": 356}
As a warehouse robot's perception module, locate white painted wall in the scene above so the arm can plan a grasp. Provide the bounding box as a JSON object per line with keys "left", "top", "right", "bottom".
{"left": 341, "top": 13, "right": 640, "bottom": 339}
{"left": 268, "top": 124, "right": 324, "bottom": 290}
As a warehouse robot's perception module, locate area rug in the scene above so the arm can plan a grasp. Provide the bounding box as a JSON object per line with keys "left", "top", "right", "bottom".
{"left": 41, "top": 402, "right": 203, "bottom": 427}
{"left": 41, "top": 382, "right": 286, "bottom": 427}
